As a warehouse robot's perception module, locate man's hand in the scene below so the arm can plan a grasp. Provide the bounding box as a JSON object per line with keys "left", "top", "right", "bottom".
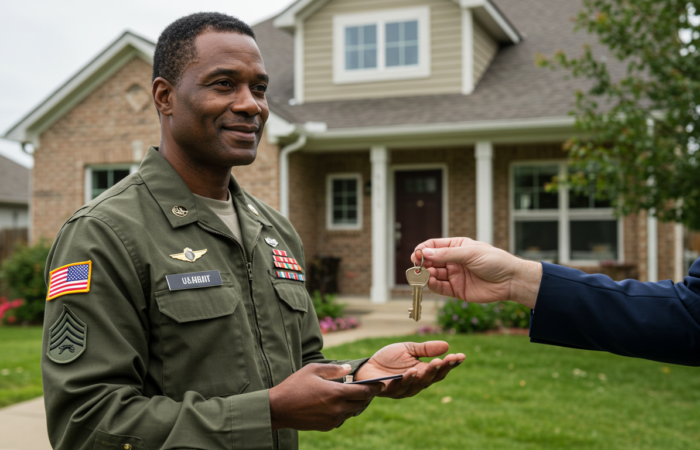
{"left": 412, "top": 238, "right": 542, "bottom": 308}
{"left": 356, "top": 341, "right": 465, "bottom": 398}
{"left": 269, "top": 363, "right": 384, "bottom": 432}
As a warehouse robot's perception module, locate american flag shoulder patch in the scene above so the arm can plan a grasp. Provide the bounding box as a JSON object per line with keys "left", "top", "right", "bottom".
{"left": 276, "top": 271, "right": 306, "bottom": 282}
{"left": 47, "top": 261, "right": 92, "bottom": 301}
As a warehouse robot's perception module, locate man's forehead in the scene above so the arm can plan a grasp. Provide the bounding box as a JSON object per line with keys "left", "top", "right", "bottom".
{"left": 194, "top": 31, "right": 262, "bottom": 62}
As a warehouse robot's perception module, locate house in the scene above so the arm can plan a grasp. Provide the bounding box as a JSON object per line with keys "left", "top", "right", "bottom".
{"left": 3, "top": 0, "right": 686, "bottom": 302}
{"left": 0, "top": 153, "right": 30, "bottom": 232}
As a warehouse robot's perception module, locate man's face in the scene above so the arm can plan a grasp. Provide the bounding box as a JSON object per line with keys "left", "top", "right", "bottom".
{"left": 168, "top": 31, "right": 269, "bottom": 167}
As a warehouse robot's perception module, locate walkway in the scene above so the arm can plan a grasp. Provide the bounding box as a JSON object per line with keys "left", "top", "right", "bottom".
{"left": 0, "top": 297, "right": 440, "bottom": 450}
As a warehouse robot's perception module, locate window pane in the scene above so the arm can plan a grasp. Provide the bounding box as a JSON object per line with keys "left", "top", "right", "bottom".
{"left": 331, "top": 178, "right": 359, "bottom": 225}
{"left": 405, "top": 44, "right": 419, "bottom": 65}
{"left": 515, "top": 221, "right": 559, "bottom": 262}
{"left": 346, "top": 50, "right": 359, "bottom": 70}
{"left": 386, "top": 22, "right": 400, "bottom": 43}
{"left": 363, "top": 49, "right": 377, "bottom": 69}
{"left": 113, "top": 170, "right": 129, "bottom": 184}
{"left": 570, "top": 220, "right": 618, "bottom": 261}
{"left": 94, "top": 170, "right": 109, "bottom": 190}
{"left": 346, "top": 26, "right": 359, "bottom": 46}
{"left": 404, "top": 20, "right": 418, "bottom": 41}
{"left": 386, "top": 47, "right": 400, "bottom": 67}
{"left": 513, "top": 165, "right": 558, "bottom": 210}
{"left": 363, "top": 25, "right": 376, "bottom": 44}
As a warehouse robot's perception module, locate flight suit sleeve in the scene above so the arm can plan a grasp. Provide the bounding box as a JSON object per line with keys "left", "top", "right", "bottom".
{"left": 42, "top": 215, "right": 273, "bottom": 450}
{"left": 529, "top": 261, "right": 700, "bottom": 366}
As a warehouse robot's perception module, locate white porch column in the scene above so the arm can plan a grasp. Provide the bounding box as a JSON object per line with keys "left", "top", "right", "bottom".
{"left": 475, "top": 141, "right": 494, "bottom": 244}
{"left": 370, "top": 146, "right": 390, "bottom": 304}
{"left": 647, "top": 210, "right": 658, "bottom": 282}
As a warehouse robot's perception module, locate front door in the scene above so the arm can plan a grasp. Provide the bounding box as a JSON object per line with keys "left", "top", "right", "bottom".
{"left": 394, "top": 170, "right": 443, "bottom": 285}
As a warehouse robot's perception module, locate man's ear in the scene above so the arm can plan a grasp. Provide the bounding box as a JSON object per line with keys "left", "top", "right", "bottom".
{"left": 152, "top": 77, "right": 175, "bottom": 116}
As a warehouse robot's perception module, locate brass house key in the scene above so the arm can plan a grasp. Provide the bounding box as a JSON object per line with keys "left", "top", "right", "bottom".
{"left": 406, "top": 264, "right": 430, "bottom": 322}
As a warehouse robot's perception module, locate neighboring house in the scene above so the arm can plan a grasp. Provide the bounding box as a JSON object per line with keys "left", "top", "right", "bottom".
{"left": 3, "top": 0, "right": 685, "bottom": 302}
{"left": 0, "top": 153, "right": 30, "bottom": 232}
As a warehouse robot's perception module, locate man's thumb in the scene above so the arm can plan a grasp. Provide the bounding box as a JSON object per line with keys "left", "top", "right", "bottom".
{"left": 312, "top": 363, "right": 353, "bottom": 380}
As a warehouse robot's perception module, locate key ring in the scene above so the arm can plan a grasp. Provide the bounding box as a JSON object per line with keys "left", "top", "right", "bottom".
{"left": 414, "top": 249, "right": 425, "bottom": 274}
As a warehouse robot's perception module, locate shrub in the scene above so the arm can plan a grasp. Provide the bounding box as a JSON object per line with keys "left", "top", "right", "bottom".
{"left": 311, "top": 290, "right": 346, "bottom": 320}
{"left": 0, "top": 242, "right": 51, "bottom": 325}
{"left": 438, "top": 299, "right": 530, "bottom": 333}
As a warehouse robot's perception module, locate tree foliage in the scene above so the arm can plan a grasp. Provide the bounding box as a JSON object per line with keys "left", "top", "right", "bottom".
{"left": 0, "top": 242, "right": 50, "bottom": 324}
{"left": 538, "top": 0, "right": 700, "bottom": 229}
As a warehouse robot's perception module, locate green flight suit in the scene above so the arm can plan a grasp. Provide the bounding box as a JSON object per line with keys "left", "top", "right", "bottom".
{"left": 41, "top": 147, "right": 368, "bottom": 450}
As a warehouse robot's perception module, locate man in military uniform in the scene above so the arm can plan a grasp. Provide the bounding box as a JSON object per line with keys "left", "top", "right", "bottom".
{"left": 41, "top": 13, "right": 465, "bottom": 450}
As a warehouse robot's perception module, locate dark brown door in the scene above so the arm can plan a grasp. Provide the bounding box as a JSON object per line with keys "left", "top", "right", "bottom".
{"left": 394, "top": 170, "right": 443, "bottom": 285}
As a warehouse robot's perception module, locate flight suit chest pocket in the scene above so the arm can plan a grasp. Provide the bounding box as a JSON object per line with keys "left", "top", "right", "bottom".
{"left": 155, "top": 286, "right": 249, "bottom": 400}
{"left": 272, "top": 280, "right": 309, "bottom": 371}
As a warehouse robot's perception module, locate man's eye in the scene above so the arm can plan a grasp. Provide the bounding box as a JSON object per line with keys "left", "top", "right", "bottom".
{"left": 216, "top": 80, "right": 232, "bottom": 87}
{"left": 253, "top": 84, "right": 268, "bottom": 93}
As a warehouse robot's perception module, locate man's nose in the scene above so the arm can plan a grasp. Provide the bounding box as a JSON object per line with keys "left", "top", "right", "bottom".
{"left": 231, "top": 85, "right": 262, "bottom": 117}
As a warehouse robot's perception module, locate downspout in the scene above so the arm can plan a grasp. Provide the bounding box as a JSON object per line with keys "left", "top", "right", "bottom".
{"left": 279, "top": 132, "right": 307, "bottom": 218}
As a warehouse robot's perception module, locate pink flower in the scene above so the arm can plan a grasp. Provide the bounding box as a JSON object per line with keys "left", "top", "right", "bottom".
{"left": 11, "top": 299, "right": 23, "bottom": 308}
{"left": 7, "top": 316, "right": 15, "bottom": 324}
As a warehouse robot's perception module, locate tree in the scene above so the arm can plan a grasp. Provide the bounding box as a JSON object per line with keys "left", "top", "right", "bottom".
{"left": 538, "top": 0, "right": 700, "bottom": 229}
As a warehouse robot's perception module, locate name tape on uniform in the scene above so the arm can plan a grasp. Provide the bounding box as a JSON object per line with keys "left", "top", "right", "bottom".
{"left": 166, "top": 270, "right": 223, "bottom": 291}
{"left": 274, "top": 261, "right": 302, "bottom": 272}
{"left": 276, "top": 271, "right": 306, "bottom": 282}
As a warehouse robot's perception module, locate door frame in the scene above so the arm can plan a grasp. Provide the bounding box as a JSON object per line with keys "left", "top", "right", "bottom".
{"left": 389, "top": 163, "right": 449, "bottom": 287}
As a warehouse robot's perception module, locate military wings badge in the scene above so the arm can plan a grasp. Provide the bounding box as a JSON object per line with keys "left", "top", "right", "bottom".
{"left": 170, "top": 248, "right": 207, "bottom": 263}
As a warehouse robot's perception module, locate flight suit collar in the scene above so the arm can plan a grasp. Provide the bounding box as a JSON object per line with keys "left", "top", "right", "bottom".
{"left": 139, "top": 147, "right": 272, "bottom": 233}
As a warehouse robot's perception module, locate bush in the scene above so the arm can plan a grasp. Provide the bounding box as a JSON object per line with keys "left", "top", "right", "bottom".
{"left": 0, "top": 242, "right": 51, "bottom": 325}
{"left": 438, "top": 299, "right": 530, "bottom": 333}
{"left": 311, "top": 290, "right": 346, "bottom": 320}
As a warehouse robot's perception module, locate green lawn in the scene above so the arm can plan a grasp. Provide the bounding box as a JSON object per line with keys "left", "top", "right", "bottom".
{"left": 301, "top": 334, "right": 700, "bottom": 450}
{"left": 0, "top": 326, "right": 43, "bottom": 408}
{"left": 1, "top": 328, "right": 699, "bottom": 449}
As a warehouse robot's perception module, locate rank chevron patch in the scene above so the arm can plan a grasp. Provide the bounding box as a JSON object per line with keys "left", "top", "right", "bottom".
{"left": 47, "top": 305, "right": 87, "bottom": 364}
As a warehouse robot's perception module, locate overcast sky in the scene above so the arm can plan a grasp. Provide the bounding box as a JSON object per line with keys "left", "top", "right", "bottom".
{"left": 0, "top": 0, "right": 295, "bottom": 168}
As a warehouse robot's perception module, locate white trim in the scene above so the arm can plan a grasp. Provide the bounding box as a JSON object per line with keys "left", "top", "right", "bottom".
{"left": 675, "top": 223, "right": 684, "bottom": 282}
{"left": 647, "top": 211, "right": 658, "bottom": 282}
{"left": 508, "top": 159, "right": 623, "bottom": 265}
{"left": 83, "top": 163, "right": 138, "bottom": 204}
{"left": 475, "top": 142, "right": 493, "bottom": 244}
{"left": 280, "top": 133, "right": 307, "bottom": 218}
{"left": 84, "top": 167, "right": 92, "bottom": 205}
{"left": 326, "top": 173, "right": 363, "bottom": 231}
{"left": 482, "top": 1, "right": 520, "bottom": 43}
{"left": 388, "top": 163, "right": 449, "bottom": 288}
{"left": 332, "top": 6, "right": 431, "bottom": 85}
{"left": 294, "top": 19, "right": 305, "bottom": 104}
{"left": 4, "top": 32, "right": 154, "bottom": 146}
{"left": 370, "top": 146, "right": 390, "bottom": 303}
{"left": 461, "top": 8, "right": 475, "bottom": 94}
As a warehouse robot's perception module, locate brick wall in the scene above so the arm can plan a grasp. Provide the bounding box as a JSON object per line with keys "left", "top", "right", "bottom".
{"left": 32, "top": 56, "right": 280, "bottom": 243}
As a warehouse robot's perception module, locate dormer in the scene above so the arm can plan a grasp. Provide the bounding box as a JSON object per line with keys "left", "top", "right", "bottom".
{"left": 274, "top": 0, "right": 520, "bottom": 104}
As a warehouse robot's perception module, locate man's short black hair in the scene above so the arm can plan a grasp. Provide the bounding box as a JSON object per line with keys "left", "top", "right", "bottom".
{"left": 153, "top": 12, "right": 256, "bottom": 86}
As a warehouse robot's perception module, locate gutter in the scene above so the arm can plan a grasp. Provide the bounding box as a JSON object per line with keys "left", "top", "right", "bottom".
{"left": 279, "top": 132, "right": 307, "bottom": 218}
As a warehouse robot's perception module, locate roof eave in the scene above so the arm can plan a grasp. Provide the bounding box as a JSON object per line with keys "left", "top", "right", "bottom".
{"left": 458, "top": 0, "right": 521, "bottom": 43}
{"left": 3, "top": 31, "right": 155, "bottom": 147}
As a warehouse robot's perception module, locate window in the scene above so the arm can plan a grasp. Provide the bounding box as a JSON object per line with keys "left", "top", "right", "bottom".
{"left": 327, "top": 174, "right": 362, "bottom": 230}
{"left": 84, "top": 165, "right": 138, "bottom": 203}
{"left": 333, "top": 7, "right": 430, "bottom": 84}
{"left": 511, "top": 162, "right": 621, "bottom": 264}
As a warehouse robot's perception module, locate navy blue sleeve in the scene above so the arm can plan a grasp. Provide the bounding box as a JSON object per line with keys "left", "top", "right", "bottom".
{"left": 529, "top": 259, "right": 700, "bottom": 366}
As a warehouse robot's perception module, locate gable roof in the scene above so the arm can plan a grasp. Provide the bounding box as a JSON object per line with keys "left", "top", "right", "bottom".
{"left": 0, "top": 154, "right": 30, "bottom": 206}
{"left": 257, "top": 0, "right": 625, "bottom": 137}
{"left": 274, "top": 0, "right": 520, "bottom": 44}
{"left": 4, "top": 31, "right": 154, "bottom": 147}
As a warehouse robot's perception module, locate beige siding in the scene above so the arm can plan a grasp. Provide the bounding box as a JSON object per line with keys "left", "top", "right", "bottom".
{"left": 303, "top": 0, "right": 462, "bottom": 102}
{"left": 473, "top": 19, "right": 498, "bottom": 86}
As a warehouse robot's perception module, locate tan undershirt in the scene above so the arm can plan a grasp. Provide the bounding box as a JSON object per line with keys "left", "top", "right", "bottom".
{"left": 194, "top": 191, "right": 244, "bottom": 248}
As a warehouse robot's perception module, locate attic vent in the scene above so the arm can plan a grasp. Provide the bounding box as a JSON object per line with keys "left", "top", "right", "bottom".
{"left": 125, "top": 84, "right": 150, "bottom": 112}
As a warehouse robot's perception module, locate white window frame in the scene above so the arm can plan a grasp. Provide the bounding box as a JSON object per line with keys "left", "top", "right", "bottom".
{"left": 326, "top": 173, "right": 363, "bottom": 231}
{"left": 508, "top": 160, "right": 624, "bottom": 266}
{"left": 332, "top": 6, "right": 431, "bottom": 85}
{"left": 84, "top": 164, "right": 138, "bottom": 204}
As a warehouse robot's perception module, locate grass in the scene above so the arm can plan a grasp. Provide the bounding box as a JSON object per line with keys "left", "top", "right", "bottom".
{"left": 300, "top": 334, "right": 700, "bottom": 450}
{"left": 1, "top": 328, "right": 699, "bottom": 448}
{"left": 0, "top": 326, "right": 43, "bottom": 408}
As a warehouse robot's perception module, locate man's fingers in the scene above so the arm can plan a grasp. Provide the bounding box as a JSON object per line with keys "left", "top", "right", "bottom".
{"left": 433, "top": 354, "right": 465, "bottom": 382}
{"left": 403, "top": 341, "right": 450, "bottom": 358}
{"left": 310, "top": 363, "right": 353, "bottom": 380}
{"left": 342, "top": 382, "right": 384, "bottom": 401}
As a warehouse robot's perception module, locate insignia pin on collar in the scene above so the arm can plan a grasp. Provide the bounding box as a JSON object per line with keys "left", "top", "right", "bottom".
{"left": 247, "top": 204, "right": 259, "bottom": 216}
{"left": 172, "top": 206, "right": 188, "bottom": 217}
{"left": 170, "top": 247, "right": 207, "bottom": 262}
{"left": 265, "top": 237, "right": 278, "bottom": 247}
